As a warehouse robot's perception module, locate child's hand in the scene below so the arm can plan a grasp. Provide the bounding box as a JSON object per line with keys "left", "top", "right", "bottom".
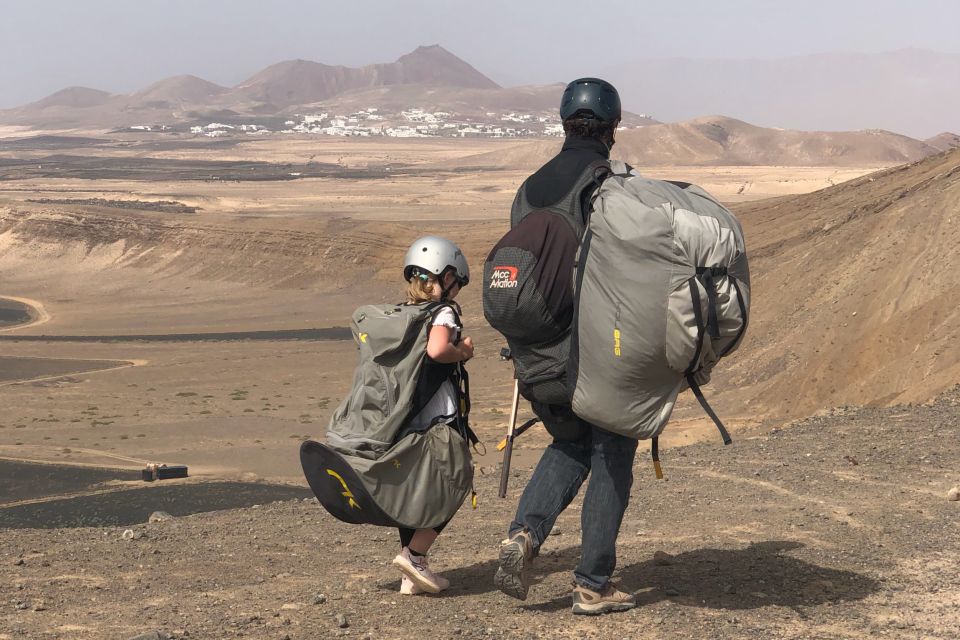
{"left": 460, "top": 336, "right": 475, "bottom": 361}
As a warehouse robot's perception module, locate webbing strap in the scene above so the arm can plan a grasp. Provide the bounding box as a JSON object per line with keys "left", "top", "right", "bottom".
{"left": 686, "top": 373, "right": 732, "bottom": 445}
{"left": 685, "top": 277, "right": 706, "bottom": 376}
{"left": 651, "top": 436, "right": 664, "bottom": 480}
{"left": 718, "top": 277, "right": 748, "bottom": 358}
{"left": 696, "top": 266, "right": 727, "bottom": 339}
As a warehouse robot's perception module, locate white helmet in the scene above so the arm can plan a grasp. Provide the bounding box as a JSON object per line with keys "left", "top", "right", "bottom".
{"left": 403, "top": 236, "right": 469, "bottom": 287}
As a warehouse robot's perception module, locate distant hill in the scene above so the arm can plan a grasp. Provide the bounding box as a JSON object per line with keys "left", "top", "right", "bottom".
{"left": 925, "top": 132, "right": 960, "bottom": 152}
{"left": 446, "top": 116, "right": 941, "bottom": 169}
{"left": 613, "top": 116, "right": 938, "bottom": 166}
{"left": 0, "top": 45, "right": 533, "bottom": 128}
{"left": 0, "top": 45, "right": 657, "bottom": 131}
{"left": 29, "top": 87, "right": 113, "bottom": 110}
{"left": 231, "top": 45, "right": 499, "bottom": 108}
{"left": 130, "top": 75, "right": 227, "bottom": 105}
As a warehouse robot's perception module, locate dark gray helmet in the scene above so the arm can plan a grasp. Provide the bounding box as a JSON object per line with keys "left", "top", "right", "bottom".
{"left": 560, "top": 78, "right": 621, "bottom": 123}
{"left": 403, "top": 236, "right": 469, "bottom": 286}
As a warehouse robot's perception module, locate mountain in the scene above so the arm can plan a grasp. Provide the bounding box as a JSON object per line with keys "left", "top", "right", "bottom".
{"left": 602, "top": 49, "right": 960, "bottom": 139}
{"left": 447, "top": 115, "right": 941, "bottom": 169}
{"left": 28, "top": 87, "right": 113, "bottom": 110}
{"left": 925, "top": 132, "right": 960, "bottom": 152}
{"left": 230, "top": 44, "right": 498, "bottom": 108}
{"left": 130, "top": 75, "right": 227, "bottom": 105}
{"left": 0, "top": 45, "right": 510, "bottom": 128}
{"left": 713, "top": 148, "right": 960, "bottom": 422}
{"left": 613, "top": 116, "right": 938, "bottom": 166}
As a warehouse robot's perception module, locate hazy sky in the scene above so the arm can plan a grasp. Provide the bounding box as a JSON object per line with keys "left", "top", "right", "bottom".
{"left": 3, "top": 0, "right": 959, "bottom": 108}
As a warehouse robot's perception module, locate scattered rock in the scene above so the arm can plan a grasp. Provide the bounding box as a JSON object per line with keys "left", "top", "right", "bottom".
{"left": 15, "top": 601, "right": 29, "bottom": 610}
{"left": 32, "top": 600, "right": 47, "bottom": 612}
{"left": 312, "top": 593, "right": 327, "bottom": 605}
{"left": 148, "top": 511, "right": 174, "bottom": 523}
{"left": 653, "top": 550, "right": 674, "bottom": 566}
{"left": 337, "top": 613, "right": 349, "bottom": 628}
{"left": 550, "top": 527, "right": 561, "bottom": 536}
{"left": 122, "top": 529, "right": 145, "bottom": 540}
{"left": 14, "top": 558, "right": 24, "bottom": 566}
{"left": 948, "top": 487, "right": 960, "bottom": 501}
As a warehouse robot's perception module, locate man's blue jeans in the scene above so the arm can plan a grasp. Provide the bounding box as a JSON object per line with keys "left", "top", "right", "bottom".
{"left": 508, "top": 407, "right": 638, "bottom": 591}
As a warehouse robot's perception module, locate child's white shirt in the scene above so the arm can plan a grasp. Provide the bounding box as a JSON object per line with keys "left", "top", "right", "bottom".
{"left": 407, "top": 306, "right": 460, "bottom": 430}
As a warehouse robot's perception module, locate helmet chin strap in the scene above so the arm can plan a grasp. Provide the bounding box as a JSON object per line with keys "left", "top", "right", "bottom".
{"left": 438, "top": 268, "right": 463, "bottom": 301}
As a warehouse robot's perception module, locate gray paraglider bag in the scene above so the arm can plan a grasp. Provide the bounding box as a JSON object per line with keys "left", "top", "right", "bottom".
{"left": 301, "top": 302, "right": 475, "bottom": 529}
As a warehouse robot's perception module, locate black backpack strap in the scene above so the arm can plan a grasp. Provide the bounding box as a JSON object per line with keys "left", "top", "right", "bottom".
{"left": 683, "top": 278, "right": 733, "bottom": 446}
{"left": 397, "top": 302, "right": 464, "bottom": 443}
{"left": 580, "top": 158, "right": 615, "bottom": 225}
{"left": 686, "top": 373, "right": 732, "bottom": 445}
{"left": 695, "top": 266, "right": 728, "bottom": 339}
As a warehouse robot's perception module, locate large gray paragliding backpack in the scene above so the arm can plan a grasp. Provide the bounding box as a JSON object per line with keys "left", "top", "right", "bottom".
{"left": 570, "top": 170, "right": 750, "bottom": 474}
{"left": 482, "top": 158, "right": 611, "bottom": 404}
{"left": 300, "top": 301, "right": 477, "bottom": 529}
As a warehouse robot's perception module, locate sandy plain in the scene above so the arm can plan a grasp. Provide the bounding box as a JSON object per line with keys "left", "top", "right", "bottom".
{"left": 0, "top": 134, "right": 884, "bottom": 484}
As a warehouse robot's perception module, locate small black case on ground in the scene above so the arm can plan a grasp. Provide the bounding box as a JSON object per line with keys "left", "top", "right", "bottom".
{"left": 142, "top": 464, "right": 189, "bottom": 481}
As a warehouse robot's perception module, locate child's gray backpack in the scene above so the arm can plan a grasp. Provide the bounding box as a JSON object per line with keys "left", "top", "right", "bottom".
{"left": 301, "top": 301, "right": 476, "bottom": 529}
{"left": 570, "top": 172, "right": 750, "bottom": 472}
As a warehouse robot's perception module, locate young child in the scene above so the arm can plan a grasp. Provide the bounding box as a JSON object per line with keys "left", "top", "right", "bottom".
{"left": 391, "top": 236, "right": 474, "bottom": 595}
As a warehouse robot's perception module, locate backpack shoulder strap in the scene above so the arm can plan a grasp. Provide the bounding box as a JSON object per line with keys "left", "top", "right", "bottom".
{"left": 422, "top": 301, "right": 463, "bottom": 332}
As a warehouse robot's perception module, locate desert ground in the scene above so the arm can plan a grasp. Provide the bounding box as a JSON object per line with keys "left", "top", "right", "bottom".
{"left": 0, "top": 132, "right": 957, "bottom": 639}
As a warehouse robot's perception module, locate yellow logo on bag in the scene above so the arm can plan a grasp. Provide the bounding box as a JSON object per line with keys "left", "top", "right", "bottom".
{"left": 326, "top": 469, "right": 361, "bottom": 510}
{"left": 613, "top": 328, "right": 622, "bottom": 357}
{"left": 357, "top": 332, "right": 368, "bottom": 344}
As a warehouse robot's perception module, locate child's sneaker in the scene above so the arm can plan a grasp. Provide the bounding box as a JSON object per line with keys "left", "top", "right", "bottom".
{"left": 571, "top": 582, "right": 636, "bottom": 615}
{"left": 493, "top": 529, "right": 536, "bottom": 600}
{"left": 392, "top": 547, "right": 449, "bottom": 593}
{"left": 400, "top": 576, "right": 422, "bottom": 595}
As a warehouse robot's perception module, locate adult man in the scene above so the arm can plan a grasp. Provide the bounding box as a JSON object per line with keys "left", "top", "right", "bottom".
{"left": 493, "top": 78, "right": 638, "bottom": 615}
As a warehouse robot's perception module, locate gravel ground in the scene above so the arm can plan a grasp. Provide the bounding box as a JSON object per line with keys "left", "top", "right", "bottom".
{"left": 2, "top": 389, "right": 959, "bottom": 640}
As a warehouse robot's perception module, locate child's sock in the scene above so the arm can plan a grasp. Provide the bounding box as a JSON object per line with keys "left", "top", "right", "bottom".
{"left": 408, "top": 547, "right": 427, "bottom": 562}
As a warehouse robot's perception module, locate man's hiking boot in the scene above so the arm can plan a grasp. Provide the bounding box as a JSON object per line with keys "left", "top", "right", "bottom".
{"left": 494, "top": 529, "right": 535, "bottom": 600}
{"left": 392, "top": 547, "right": 449, "bottom": 594}
{"left": 571, "top": 582, "right": 637, "bottom": 615}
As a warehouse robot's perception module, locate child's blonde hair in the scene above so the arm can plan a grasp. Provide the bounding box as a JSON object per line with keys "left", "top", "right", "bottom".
{"left": 405, "top": 274, "right": 438, "bottom": 304}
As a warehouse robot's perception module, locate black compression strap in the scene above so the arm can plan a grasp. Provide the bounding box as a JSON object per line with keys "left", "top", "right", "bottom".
{"left": 696, "top": 267, "right": 726, "bottom": 339}
{"left": 685, "top": 277, "right": 706, "bottom": 376}
{"left": 686, "top": 373, "right": 732, "bottom": 445}
{"left": 719, "top": 277, "right": 748, "bottom": 358}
